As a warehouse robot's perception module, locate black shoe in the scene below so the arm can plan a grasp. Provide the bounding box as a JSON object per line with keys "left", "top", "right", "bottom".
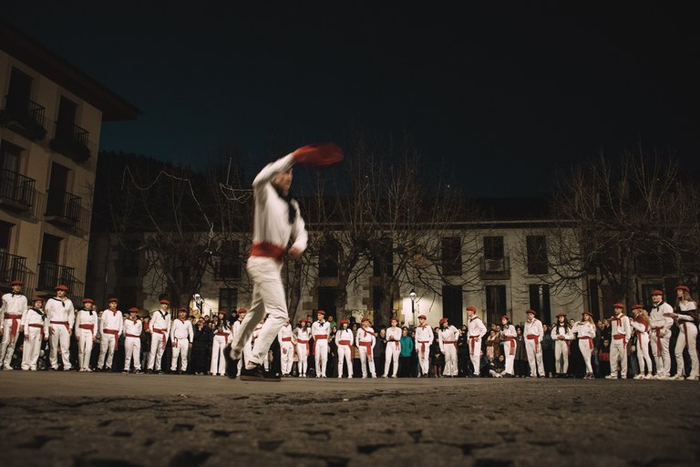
{"left": 223, "top": 346, "right": 239, "bottom": 379}
{"left": 240, "top": 364, "right": 281, "bottom": 382}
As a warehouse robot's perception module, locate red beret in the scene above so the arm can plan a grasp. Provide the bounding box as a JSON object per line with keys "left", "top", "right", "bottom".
{"left": 439, "top": 318, "right": 448, "bottom": 325}
{"left": 31, "top": 297, "right": 45, "bottom": 303}
{"left": 525, "top": 309, "right": 537, "bottom": 315}
{"left": 630, "top": 304, "right": 644, "bottom": 310}
{"left": 417, "top": 314, "right": 427, "bottom": 319}
{"left": 556, "top": 313, "right": 567, "bottom": 318}
{"left": 583, "top": 311, "right": 594, "bottom": 318}
{"left": 108, "top": 297, "right": 119, "bottom": 303}
{"left": 55, "top": 285, "right": 69, "bottom": 291}
{"left": 316, "top": 310, "right": 326, "bottom": 316}
{"left": 82, "top": 298, "right": 94, "bottom": 303}
{"left": 466, "top": 306, "right": 477, "bottom": 312}
{"left": 237, "top": 308, "right": 247, "bottom": 313}
{"left": 361, "top": 317, "right": 370, "bottom": 323}
{"left": 675, "top": 285, "right": 690, "bottom": 292}
{"left": 299, "top": 318, "right": 308, "bottom": 323}
{"left": 339, "top": 319, "right": 349, "bottom": 324}
{"left": 501, "top": 315, "right": 511, "bottom": 321}
{"left": 178, "top": 307, "right": 188, "bottom": 312}
{"left": 613, "top": 303, "right": 624, "bottom": 309}
{"left": 128, "top": 307, "right": 140, "bottom": 313}
{"left": 160, "top": 299, "right": 170, "bottom": 305}
{"left": 390, "top": 316, "right": 399, "bottom": 322}
{"left": 651, "top": 290, "right": 664, "bottom": 296}
{"left": 10, "top": 280, "right": 23, "bottom": 286}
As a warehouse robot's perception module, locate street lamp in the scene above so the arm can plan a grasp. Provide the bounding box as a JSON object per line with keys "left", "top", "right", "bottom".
{"left": 409, "top": 289, "right": 417, "bottom": 326}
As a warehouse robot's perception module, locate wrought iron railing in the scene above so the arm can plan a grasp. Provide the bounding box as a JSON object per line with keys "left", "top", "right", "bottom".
{"left": 50, "top": 121, "right": 93, "bottom": 162}
{"left": 0, "top": 95, "right": 48, "bottom": 140}
{"left": 0, "top": 169, "right": 36, "bottom": 210}
{"left": 480, "top": 256, "right": 511, "bottom": 279}
{"left": 45, "top": 190, "right": 82, "bottom": 224}
{"left": 0, "top": 251, "right": 28, "bottom": 285}
{"left": 37, "top": 262, "right": 84, "bottom": 300}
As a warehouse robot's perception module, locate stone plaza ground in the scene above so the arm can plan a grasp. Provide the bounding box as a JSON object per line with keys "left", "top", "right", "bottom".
{"left": 0, "top": 372, "right": 698, "bottom": 467}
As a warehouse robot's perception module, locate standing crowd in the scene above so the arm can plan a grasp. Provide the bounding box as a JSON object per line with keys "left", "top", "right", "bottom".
{"left": 2, "top": 282, "right": 697, "bottom": 381}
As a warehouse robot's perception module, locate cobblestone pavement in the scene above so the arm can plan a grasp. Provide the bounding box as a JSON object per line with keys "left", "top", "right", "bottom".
{"left": 1, "top": 373, "right": 698, "bottom": 467}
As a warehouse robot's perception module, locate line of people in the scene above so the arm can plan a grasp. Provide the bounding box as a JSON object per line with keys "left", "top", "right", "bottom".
{"left": 1, "top": 282, "right": 697, "bottom": 380}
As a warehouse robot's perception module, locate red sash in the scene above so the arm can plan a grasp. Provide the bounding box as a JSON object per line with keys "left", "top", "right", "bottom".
{"left": 313, "top": 335, "right": 327, "bottom": 356}
{"left": 653, "top": 327, "right": 663, "bottom": 353}
{"left": 29, "top": 323, "right": 45, "bottom": 340}
{"left": 125, "top": 333, "right": 140, "bottom": 338}
{"left": 443, "top": 340, "right": 458, "bottom": 350}
{"left": 526, "top": 335, "right": 540, "bottom": 354}
{"left": 216, "top": 332, "right": 229, "bottom": 345}
{"left": 103, "top": 329, "right": 120, "bottom": 350}
{"left": 503, "top": 337, "right": 516, "bottom": 355}
{"left": 153, "top": 327, "right": 167, "bottom": 348}
{"left": 79, "top": 323, "right": 95, "bottom": 337}
{"left": 359, "top": 341, "right": 373, "bottom": 362}
{"left": 297, "top": 338, "right": 310, "bottom": 355}
{"left": 338, "top": 339, "right": 353, "bottom": 353}
{"left": 50, "top": 320, "right": 70, "bottom": 332}
{"left": 4, "top": 314, "right": 22, "bottom": 343}
{"left": 250, "top": 241, "right": 286, "bottom": 262}
{"left": 469, "top": 336, "right": 480, "bottom": 354}
{"left": 579, "top": 336, "right": 594, "bottom": 354}
{"left": 418, "top": 340, "right": 430, "bottom": 354}
{"left": 613, "top": 334, "right": 627, "bottom": 348}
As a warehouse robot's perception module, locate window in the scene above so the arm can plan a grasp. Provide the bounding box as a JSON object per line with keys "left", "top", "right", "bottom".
{"left": 55, "top": 96, "right": 78, "bottom": 140}
{"left": 441, "top": 237, "right": 462, "bottom": 276}
{"left": 485, "top": 285, "right": 507, "bottom": 326}
{"left": 442, "top": 285, "right": 463, "bottom": 326}
{"left": 526, "top": 235, "right": 548, "bottom": 274}
{"left": 217, "top": 241, "right": 241, "bottom": 279}
{"left": 483, "top": 236, "right": 504, "bottom": 259}
{"left": 318, "top": 286, "right": 339, "bottom": 316}
{"left": 219, "top": 288, "right": 238, "bottom": 312}
{"left": 5, "top": 68, "right": 32, "bottom": 115}
{"left": 120, "top": 241, "right": 141, "bottom": 277}
{"left": 529, "top": 284, "right": 551, "bottom": 325}
{"left": 319, "top": 239, "right": 339, "bottom": 278}
{"left": 0, "top": 221, "right": 11, "bottom": 251}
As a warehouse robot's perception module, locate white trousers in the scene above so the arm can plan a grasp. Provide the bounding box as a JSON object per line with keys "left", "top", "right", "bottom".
{"left": 384, "top": 342, "right": 400, "bottom": 377}
{"left": 359, "top": 345, "right": 376, "bottom": 377}
{"left": 171, "top": 338, "right": 189, "bottom": 371}
{"left": 21, "top": 328, "right": 44, "bottom": 370}
{"left": 578, "top": 339, "right": 594, "bottom": 375}
{"left": 635, "top": 333, "right": 652, "bottom": 376}
{"left": 443, "top": 343, "right": 458, "bottom": 376}
{"left": 124, "top": 337, "right": 141, "bottom": 371}
{"left": 469, "top": 337, "right": 482, "bottom": 376}
{"left": 610, "top": 337, "right": 627, "bottom": 378}
{"left": 210, "top": 335, "right": 228, "bottom": 375}
{"left": 76, "top": 330, "right": 94, "bottom": 370}
{"left": 417, "top": 341, "right": 430, "bottom": 375}
{"left": 314, "top": 339, "right": 329, "bottom": 377}
{"left": 651, "top": 330, "right": 671, "bottom": 377}
{"left": 554, "top": 340, "right": 569, "bottom": 374}
{"left": 337, "top": 343, "right": 353, "bottom": 377}
{"left": 0, "top": 317, "right": 21, "bottom": 368}
{"left": 675, "top": 323, "right": 699, "bottom": 378}
{"left": 525, "top": 337, "right": 544, "bottom": 377}
{"left": 296, "top": 343, "right": 309, "bottom": 376}
{"left": 49, "top": 323, "right": 71, "bottom": 370}
{"left": 147, "top": 332, "right": 167, "bottom": 371}
{"left": 280, "top": 342, "right": 294, "bottom": 375}
{"left": 231, "top": 257, "right": 287, "bottom": 367}
{"left": 503, "top": 340, "right": 515, "bottom": 375}
{"left": 98, "top": 334, "right": 118, "bottom": 369}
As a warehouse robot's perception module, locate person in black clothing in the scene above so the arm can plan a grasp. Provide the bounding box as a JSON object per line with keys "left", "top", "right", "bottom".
{"left": 514, "top": 325, "right": 529, "bottom": 377}
{"left": 191, "top": 319, "right": 211, "bottom": 375}
{"left": 374, "top": 328, "right": 387, "bottom": 377}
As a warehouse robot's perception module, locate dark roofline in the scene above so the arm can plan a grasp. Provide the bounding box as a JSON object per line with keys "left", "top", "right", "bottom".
{"left": 0, "top": 19, "right": 141, "bottom": 121}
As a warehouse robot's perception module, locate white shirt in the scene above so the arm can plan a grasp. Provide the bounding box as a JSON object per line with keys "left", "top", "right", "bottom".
{"left": 467, "top": 316, "right": 487, "bottom": 340}
{"left": 575, "top": 322, "right": 596, "bottom": 339}
{"left": 611, "top": 313, "right": 631, "bottom": 340}
{"left": 100, "top": 309, "right": 124, "bottom": 335}
{"left": 438, "top": 325, "right": 460, "bottom": 352}
{"left": 385, "top": 327, "right": 402, "bottom": 349}
{"left": 335, "top": 329, "right": 354, "bottom": 346}
{"left": 295, "top": 327, "right": 311, "bottom": 342}
{"left": 650, "top": 301, "right": 674, "bottom": 337}
{"left": 252, "top": 154, "right": 308, "bottom": 253}
{"left": 24, "top": 308, "right": 49, "bottom": 337}
{"left": 150, "top": 309, "right": 172, "bottom": 334}
{"left": 75, "top": 309, "right": 98, "bottom": 335}
{"left": 356, "top": 326, "right": 376, "bottom": 347}
{"left": 45, "top": 297, "right": 75, "bottom": 327}
{"left": 170, "top": 318, "right": 194, "bottom": 341}
{"left": 501, "top": 324, "right": 517, "bottom": 339}
{"left": 311, "top": 320, "right": 330, "bottom": 339}
{"left": 630, "top": 318, "right": 649, "bottom": 334}
{"left": 277, "top": 324, "right": 294, "bottom": 344}
{"left": 524, "top": 319, "right": 543, "bottom": 338}
{"left": 124, "top": 318, "right": 143, "bottom": 337}
{"left": 414, "top": 325, "right": 434, "bottom": 350}
{"left": 550, "top": 323, "right": 574, "bottom": 341}
{"left": 1, "top": 292, "right": 28, "bottom": 325}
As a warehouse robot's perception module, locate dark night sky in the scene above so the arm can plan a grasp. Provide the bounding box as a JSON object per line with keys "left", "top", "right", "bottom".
{"left": 3, "top": 4, "right": 699, "bottom": 196}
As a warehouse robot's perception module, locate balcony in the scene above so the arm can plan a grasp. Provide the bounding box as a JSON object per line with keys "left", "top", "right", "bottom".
{"left": 0, "top": 96, "right": 48, "bottom": 141}
{"left": 0, "top": 169, "right": 36, "bottom": 212}
{"left": 37, "top": 262, "right": 84, "bottom": 300}
{"left": 0, "top": 251, "right": 33, "bottom": 289}
{"left": 50, "top": 122, "right": 93, "bottom": 162}
{"left": 480, "top": 256, "right": 511, "bottom": 280}
{"left": 45, "top": 190, "right": 82, "bottom": 227}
